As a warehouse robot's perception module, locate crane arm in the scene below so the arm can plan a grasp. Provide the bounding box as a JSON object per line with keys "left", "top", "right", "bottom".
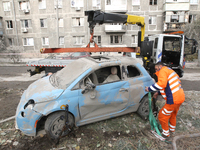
{"left": 85, "top": 10, "right": 145, "bottom": 42}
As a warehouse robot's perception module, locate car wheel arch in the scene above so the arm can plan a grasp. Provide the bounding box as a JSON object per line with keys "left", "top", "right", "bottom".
{"left": 36, "top": 110, "right": 76, "bottom": 136}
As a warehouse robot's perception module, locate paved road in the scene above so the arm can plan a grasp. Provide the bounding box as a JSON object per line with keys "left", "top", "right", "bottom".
{"left": 0, "top": 66, "right": 199, "bottom": 91}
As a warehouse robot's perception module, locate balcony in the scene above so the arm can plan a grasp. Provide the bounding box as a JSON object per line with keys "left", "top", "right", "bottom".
{"left": 163, "top": 3, "right": 190, "bottom": 11}
{"left": 163, "top": 23, "right": 186, "bottom": 32}
{"left": 105, "top": 25, "right": 126, "bottom": 33}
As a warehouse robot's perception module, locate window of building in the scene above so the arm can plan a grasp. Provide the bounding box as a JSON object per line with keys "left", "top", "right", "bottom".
{"left": 106, "top": 0, "right": 111, "bottom": 5}
{"left": 40, "top": 19, "right": 47, "bottom": 28}
{"left": 149, "top": 16, "right": 157, "bottom": 25}
{"left": 39, "top": 0, "right": 46, "bottom": 9}
{"left": 3, "top": 2, "right": 11, "bottom": 11}
{"left": 73, "top": 36, "right": 84, "bottom": 45}
{"left": 189, "top": 15, "right": 197, "bottom": 23}
{"left": 132, "top": 0, "right": 140, "bottom": 5}
{"left": 93, "top": 36, "right": 101, "bottom": 44}
{"left": 149, "top": 0, "right": 157, "bottom": 5}
{"left": 110, "top": 35, "right": 122, "bottom": 44}
{"left": 59, "top": 18, "right": 64, "bottom": 27}
{"left": 19, "top": 1, "right": 30, "bottom": 10}
{"left": 59, "top": 37, "right": 64, "bottom": 45}
{"left": 6, "top": 20, "right": 13, "bottom": 29}
{"left": 190, "top": 0, "right": 198, "bottom": 4}
{"left": 72, "top": 18, "right": 84, "bottom": 26}
{"left": 127, "top": 66, "right": 140, "bottom": 78}
{"left": 93, "top": 0, "right": 101, "bottom": 8}
{"left": 71, "top": 0, "right": 83, "bottom": 7}
{"left": 8, "top": 38, "right": 14, "bottom": 46}
{"left": 21, "top": 20, "right": 32, "bottom": 28}
{"left": 54, "top": 0, "right": 62, "bottom": 8}
{"left": 42, "top": 37, "right": 49, "bottom": 45}
{"left": 132, "top": 35, "right": 138, "bottom": 43}
{"left": 23, "top": 38, "right": 34, "bottom": 46}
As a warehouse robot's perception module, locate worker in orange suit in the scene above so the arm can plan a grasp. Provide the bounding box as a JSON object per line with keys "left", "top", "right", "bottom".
{"left": 145, "top": 62, "right": 185, "bottom": 138}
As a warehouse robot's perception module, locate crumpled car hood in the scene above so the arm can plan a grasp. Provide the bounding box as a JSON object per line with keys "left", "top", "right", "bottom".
{"left": 25, "top": 76, "right": 64, "bottom": 103}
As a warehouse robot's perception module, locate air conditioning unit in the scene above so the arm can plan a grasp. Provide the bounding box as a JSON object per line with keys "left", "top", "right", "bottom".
{"left": 22, "top": 28, "right": 28, "bottom": 33}
{"left": 75, "top": 7, "right": 81, "bottom": 11}
{"left": 23, "top": 9, "right": 30, "bottom": 14}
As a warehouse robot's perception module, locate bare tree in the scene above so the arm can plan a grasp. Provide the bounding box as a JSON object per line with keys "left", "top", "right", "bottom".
{"left": 6, "top": 46, "right": 24, "bottom": 63}
{"left": 182, "top": 15, "right": 200, "bottom": 66}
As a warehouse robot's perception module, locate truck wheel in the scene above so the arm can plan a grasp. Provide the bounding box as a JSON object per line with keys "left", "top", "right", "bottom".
{"left": 137, "top": 96, "right": 149, "bottom": 120}
{"left": 45, "top": 111, "right": 74, "bottom": 139}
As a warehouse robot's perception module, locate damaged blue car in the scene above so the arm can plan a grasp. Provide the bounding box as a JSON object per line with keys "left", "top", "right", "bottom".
{"left": 15, "top": 55, "right": 154, "bottom": 139}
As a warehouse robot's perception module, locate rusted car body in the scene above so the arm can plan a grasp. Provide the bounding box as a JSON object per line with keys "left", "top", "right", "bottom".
{"left": 15, "top": 56, "right": 154, "bottom": 139}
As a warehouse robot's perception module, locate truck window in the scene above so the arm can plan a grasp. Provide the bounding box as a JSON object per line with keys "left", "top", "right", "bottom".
{"left": 154, "top": 38, "right": 158, "bottom": 49}
{"left": 163, "top": 37, "right": 181, "bottom": 52}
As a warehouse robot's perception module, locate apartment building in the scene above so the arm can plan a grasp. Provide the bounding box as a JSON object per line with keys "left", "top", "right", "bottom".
{"left": 0, "top": 0, "right": 199, "bottom": 53}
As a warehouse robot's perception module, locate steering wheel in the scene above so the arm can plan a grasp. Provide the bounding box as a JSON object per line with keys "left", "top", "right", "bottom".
{"left": 85, "top": 77, "right": 92, "bottom": 85}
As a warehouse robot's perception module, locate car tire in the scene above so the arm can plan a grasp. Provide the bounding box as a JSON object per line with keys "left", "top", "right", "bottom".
{"left": 45, "top": 111, "right": 74, "bottom": 140}
{"left": 137, "top": 96, "right": 149, "bottom": 120}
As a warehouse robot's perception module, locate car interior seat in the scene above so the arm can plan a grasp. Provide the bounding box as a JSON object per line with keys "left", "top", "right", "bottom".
{"left": 103, "top": 67, "right": 120, "bottom": 83}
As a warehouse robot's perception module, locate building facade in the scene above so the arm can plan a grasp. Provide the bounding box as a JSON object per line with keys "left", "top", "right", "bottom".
{"left": 0, "top": 0, "right": 199, "bottom": 53}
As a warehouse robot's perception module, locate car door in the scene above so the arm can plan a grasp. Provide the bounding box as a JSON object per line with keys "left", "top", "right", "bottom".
{"left": 125, "top": 65, "right": 146, "bottom": 110}
{"left": 78, "top": 65, "right": 130, "bottom": 121}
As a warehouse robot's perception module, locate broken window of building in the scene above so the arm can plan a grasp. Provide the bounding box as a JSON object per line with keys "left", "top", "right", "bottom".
{"left": 149, "top": 16, "right": 157, "bottom": 25}
{"left": 72, "top": 18, "right": 84, "bottom": 26}
{"left": 73, "top": 36, "right": 84, "bottom": 45}
{"left": 3, "top": 2, "right": 11, "bottom": 11}
{"left": 6, "top": 20, "right": 13, "bottom": 29}
{"left": 149, "top": 0, "right": 157, "bottom": 5}
{"left": 93, "top": 0, "right": 101, "bottom": 9}
{"left": 8, "top": 38, "right": 14, "bottom": 46}
{"left": 110, "top": 35, "right": 122, "bottom": 44}
{"left": 190, "top": 0, "right": 198, "bottom": 4}
{"left": 59, "top": 18, "right": 64, "bottom": 27}
{"left": 42, "top": 37, "right": 49, "bottom": 45}
{"left": 40, "top": 19, "right": 47, "bottom": 28}
{"left": 23, "top": 38, "right": 34, "bottom": 46}
{"left": 19, "top": 1, "right": 30, "bottom": 10}
{"left": 39, "top": 0, "right": 46, "bottom": 9}
{"left": 132, "top": 0, "right": 140, "bottom": 5}
{"left": 54, "top": 0, "right": 62, "bottom": 8}
{"left": 21, "top": 20, "right": 31, "bottom": 28}
{"left": 71, "top": 0, "right": 84, "bottom": 7}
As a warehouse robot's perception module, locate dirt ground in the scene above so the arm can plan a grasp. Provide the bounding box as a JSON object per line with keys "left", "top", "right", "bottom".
{"left": 0, "top": 66, "right": 200, "bottom": 149}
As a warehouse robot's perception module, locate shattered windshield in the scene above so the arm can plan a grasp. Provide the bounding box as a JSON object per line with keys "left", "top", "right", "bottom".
{"left": 49, "top": 58, "right": 93, "bottom": 89}
{"left": 164, "top": 37, "right": 181, "bottom": 52}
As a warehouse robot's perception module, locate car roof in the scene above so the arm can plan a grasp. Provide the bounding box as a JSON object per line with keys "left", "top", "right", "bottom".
{"left": 81, "top": 55, "right": 142, "bottom": 66}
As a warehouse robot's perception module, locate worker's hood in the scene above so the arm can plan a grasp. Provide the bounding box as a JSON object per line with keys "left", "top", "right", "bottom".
{"left": 24, "top": 76, "right": 64, "bottom": 103}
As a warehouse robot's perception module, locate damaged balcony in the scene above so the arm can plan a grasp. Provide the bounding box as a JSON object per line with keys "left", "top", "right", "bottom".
{"left": 105, "top": 24, "right": 126, "bottom": 33}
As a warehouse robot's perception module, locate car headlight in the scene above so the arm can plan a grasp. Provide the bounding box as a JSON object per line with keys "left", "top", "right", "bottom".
{"left": 24, "top": 99, "right": 35, "bottom": 110}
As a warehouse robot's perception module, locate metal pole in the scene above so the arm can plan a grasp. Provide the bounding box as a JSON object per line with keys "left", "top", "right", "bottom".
{"left": 11, "top": 0, "right": 19, "bottom": 46}
{"left": 56, "top": 0, "right": 59, "bottom": 47}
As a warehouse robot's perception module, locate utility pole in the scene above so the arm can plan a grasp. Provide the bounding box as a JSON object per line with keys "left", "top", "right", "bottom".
{"left": 56, "top": 0, "right": 59, "bottom": 47}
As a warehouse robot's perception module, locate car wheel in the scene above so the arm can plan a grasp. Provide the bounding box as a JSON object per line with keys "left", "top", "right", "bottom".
{"left": 137, "top": 96, "right": 149, "bottom": 120}
{"left": 45, "top": 111, "right": 74, "bottom": 139}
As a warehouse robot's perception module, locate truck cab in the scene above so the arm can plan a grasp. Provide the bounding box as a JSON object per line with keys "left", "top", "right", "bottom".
{"left": 141, "top": 34, "right": 197, "bottom": 78}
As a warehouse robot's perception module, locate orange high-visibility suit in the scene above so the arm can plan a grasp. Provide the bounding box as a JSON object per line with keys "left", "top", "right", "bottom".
{"left": 148, "top": 66, "right": 185, "bottom": 137}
